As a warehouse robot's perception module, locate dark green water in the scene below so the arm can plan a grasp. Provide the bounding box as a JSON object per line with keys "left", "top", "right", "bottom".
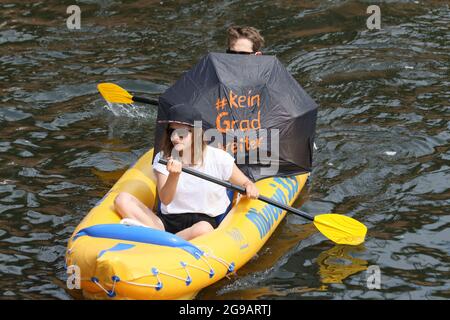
{"left": 0, "top": 0, "right": 448, "bottom": 300}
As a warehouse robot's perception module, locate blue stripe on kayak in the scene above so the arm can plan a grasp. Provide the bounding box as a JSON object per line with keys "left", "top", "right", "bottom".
{"left": 246, "top": 177, "right": 300, "bottom": 239}
{"left": 73, "top": 224, "right": 204, "bottom": 259}
{"left": 98, "top": 243, "right": 135, "bottom": 258}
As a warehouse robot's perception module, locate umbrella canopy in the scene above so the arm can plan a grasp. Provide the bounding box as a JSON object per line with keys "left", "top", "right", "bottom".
{"left": 154, "top": 52, "right": 318, "bottom": 181}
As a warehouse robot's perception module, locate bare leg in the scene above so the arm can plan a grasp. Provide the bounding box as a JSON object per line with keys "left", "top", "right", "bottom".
{"left": 114, "top": 192, "right": 164, "bottom": 230}
{"left": 176, "top": 221, "right": 214, "bottom": 241}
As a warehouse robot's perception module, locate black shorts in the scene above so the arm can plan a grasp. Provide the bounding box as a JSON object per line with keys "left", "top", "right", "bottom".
{"left": 157, "top": 212, "right": 219, "bottom": 234}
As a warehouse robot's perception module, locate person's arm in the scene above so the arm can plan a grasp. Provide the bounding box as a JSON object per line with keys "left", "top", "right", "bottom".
{"left": 228, "top": 163, "right": 259, "bottom": 199}
{"left": 155, "top": 157, "right": 182, "bottom": 205}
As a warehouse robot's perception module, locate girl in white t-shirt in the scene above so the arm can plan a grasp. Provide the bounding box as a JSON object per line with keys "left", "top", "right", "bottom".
{"left": 114, "top": 104, "right": 259, "bottom": 241}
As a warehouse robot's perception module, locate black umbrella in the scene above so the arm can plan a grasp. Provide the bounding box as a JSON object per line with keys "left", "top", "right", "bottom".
{"left": 155, "top": 52, "right": 318, "bottom": 181}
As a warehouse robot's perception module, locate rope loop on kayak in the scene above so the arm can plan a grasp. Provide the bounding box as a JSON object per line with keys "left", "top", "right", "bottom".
{"left": 195, "top": 245, "right": 234, "bottom": 275}
{"left": 158, "top": 270, "right": 190, "bottom": 284}
{"left": 203, "top": 253, "right": 235, "bottom": 274}
{"left": 91, "top": 277, "right": 114, "bottom": 297}
{"left": 121, "top": 269, "right": 163, "bottom": 291}
{"left": 182, "top": 261, "right": 214, "bottom": 278}
{"left": 108, "top": 276, "right": 120, "bottom": 297}
{"left": 121, "top": 280, "right": 162, "bottom": 289}
{"left": 180, "top": 262, "right": 192, "bottom": 285}
{"left": 151, "top": 268, "right": 163, "bottom": 290}
{"left": 90, "top": 276, "right": 120, "bottom": 298}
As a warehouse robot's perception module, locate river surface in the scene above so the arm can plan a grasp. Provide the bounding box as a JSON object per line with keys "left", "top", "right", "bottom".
{"left": 0, "top": 0, "right": 448, "bottom": 300}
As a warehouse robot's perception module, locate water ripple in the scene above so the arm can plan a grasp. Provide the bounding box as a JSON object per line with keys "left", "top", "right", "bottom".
{"left": 0, "top": 0, "right": 448, "bottom": 300}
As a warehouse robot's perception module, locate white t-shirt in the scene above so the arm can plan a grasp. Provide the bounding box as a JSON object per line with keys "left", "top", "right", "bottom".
{"left": 152, "top": 146, "right": 235, "bottom": 217}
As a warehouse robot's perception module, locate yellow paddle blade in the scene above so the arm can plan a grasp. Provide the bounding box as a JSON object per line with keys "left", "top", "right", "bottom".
{"left": 313, "top": 214, "right": 367, "bottom": 245}
{"left": 97, "top": 83, "right": 133, "bottom": 104}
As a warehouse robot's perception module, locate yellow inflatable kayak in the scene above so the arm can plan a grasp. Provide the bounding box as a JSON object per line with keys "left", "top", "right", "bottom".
{"left": 65, "top": 148, "right": 309, "bottom": 300}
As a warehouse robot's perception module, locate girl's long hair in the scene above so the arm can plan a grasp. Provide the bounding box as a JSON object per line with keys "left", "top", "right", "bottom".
{"left": 161, "top": 125, "right": 207, "bottom": 166}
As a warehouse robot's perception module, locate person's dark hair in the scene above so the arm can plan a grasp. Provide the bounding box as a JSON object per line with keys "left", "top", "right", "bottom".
{"left": 161, "top": 125, "right": 207, "bottom": 166}
{"left": 227, "top": 26, "right": 265, "bottom": 52}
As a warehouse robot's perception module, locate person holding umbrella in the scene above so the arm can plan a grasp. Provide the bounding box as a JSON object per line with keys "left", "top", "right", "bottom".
{"left": 226, "top": 25, "right": 264, "bottom": 55}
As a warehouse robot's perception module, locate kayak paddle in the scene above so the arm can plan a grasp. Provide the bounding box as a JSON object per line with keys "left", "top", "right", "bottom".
{"left": 97, "top": 83, "right": 158, "bottom": 105}
{"left": 159, "top": 158, "right": 367, "bottom": 246}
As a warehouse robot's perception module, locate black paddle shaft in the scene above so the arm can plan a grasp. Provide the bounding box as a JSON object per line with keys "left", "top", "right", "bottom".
{"left": 158, "top": 158, "right": 313, "bottom": 221}
{"left": 132, "top": 96, "right": 159, "bottom": 105}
